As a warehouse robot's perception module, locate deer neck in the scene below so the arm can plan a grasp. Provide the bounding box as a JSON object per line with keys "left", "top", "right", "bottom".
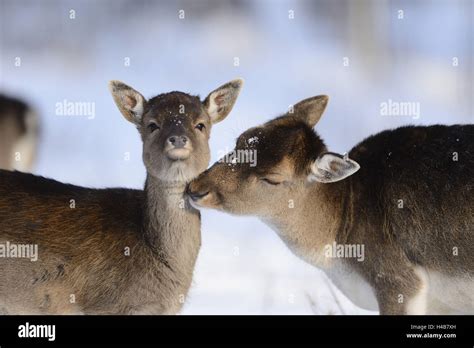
{"left": 143, "top": 174, "right": 201, "bottom": 272}
{"left": 261, "top": 182, "right": 347, "bottom": 269}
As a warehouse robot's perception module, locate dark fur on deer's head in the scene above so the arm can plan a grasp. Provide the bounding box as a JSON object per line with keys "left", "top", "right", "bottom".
{"left": 109, "top": 79, "right": 243, "bottom": 183}
{"left": 187, "top": 95, "right": 360, "bottom": 216}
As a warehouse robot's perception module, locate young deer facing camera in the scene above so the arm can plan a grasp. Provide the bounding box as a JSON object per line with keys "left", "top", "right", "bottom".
{"left": 188, "top": 96, "right": 474, "bottom": 314}
{"left": 0, "top": 94, "right": 39, "bottom": 171}
{"left": 0, "top": 79, "right": 243, "bottom": 314}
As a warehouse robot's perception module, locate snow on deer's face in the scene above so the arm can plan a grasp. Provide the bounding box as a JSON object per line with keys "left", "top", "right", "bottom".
{"left": 188, "top": 95, "right": 361, "bottom": 215}
{"left": 187, "top": 96, "right": 331, "bottom": 215}
{"left": 109, "top": 79, "right": 243, "bottom": 183}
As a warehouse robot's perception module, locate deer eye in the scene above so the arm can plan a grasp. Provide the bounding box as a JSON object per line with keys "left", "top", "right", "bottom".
{"left": 148, "top": 123, "right": 160, "bottom": 133}
{"left": 261, "top": 178, "right": 281, "bottom": 186}
{"left": 195, "top": 123, "right": 206, "bottom": 131}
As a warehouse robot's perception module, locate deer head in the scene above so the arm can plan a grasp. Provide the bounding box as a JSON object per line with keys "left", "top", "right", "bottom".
{"left": 186, "top": 95, "right": 359, "bottom": 216}
{"left": 109, "top": 79, "right": 243, "bottom": 183}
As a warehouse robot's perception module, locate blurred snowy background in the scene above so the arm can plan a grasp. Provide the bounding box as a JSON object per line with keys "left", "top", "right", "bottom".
{"left": 0, "top": 0, "right": 472, "bottom": 314}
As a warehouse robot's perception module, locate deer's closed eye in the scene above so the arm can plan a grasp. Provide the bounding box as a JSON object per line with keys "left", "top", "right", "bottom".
{"left": 148, "top": 122, "right": 160, "bottom": 133}
{"left": 260, "top": 178, "right": 281, "bottom": 186}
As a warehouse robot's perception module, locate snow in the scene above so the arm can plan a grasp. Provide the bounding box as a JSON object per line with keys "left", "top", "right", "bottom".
{"left": 247, "top": 136, "right": 259, "bottom": 145}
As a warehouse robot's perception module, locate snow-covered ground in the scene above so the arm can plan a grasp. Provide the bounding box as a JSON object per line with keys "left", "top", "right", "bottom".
{"left": 0, "top": 0, "right": 471, "bottom": 314}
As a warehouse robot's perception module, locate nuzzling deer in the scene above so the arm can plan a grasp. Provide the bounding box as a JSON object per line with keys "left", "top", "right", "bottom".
{"left": 0, "top": 94, "right": 39, "bottom": 171}
{"left": 0, "top": 79, "right": 243, "bottom": 314}
{"left": 187, "top": 95, "right": 474, "bottom": 314}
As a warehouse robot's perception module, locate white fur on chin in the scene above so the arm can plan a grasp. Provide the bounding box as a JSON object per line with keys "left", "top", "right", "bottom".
{"left": 157, "top": 161, "right": 201, "bottom": 184}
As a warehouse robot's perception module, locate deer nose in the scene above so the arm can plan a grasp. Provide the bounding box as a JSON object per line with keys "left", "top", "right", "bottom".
{"left": 167, "top": 135, "right": 188, "bottom": 148}
{"left": 185, "top": 183, "right": 209, "bottom": 201}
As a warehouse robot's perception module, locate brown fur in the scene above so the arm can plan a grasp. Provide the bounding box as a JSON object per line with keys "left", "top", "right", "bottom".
{"left": 188, "top": 95, "right": 474, "bottom": 314}
{"left": 0, "top": 79, "right": 243, "bottom": 314}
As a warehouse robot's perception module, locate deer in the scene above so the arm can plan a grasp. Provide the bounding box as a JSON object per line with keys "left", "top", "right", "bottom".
{"left": 0, "top": 78, "right": 243, "bottom": 314}
{"left": 187, "top": 95, "right": 474, "bottom": 315}
{"left": 0, "top": 94, "right": 39, "bottom": 171}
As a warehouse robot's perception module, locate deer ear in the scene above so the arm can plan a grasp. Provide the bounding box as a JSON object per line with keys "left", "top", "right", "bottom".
{"left": 291, "top": 95, "right": 328, "bottom": 128}
{"left": 109, "top": 80, "right": 147, "bottom": 125}
{"left": 203, "top": 78, "right": 243, "bottom": 124}
{"left": 308, "top": 152, "right": 360, "bottom": 183}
